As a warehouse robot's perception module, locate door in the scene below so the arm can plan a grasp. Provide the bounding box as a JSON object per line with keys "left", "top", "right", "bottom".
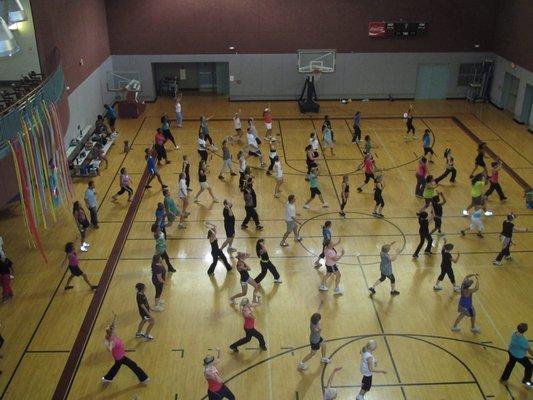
{"left": 501, "top": 72, "right": 519, "bottom": 113}
{"left": 415, "top": 64, "right": 450, "bottom": 99}
{"left": 520, "top": 84, "right": 533, "bottom": 124}
{"left": 215, "top": 63, "right": 230, "bottom": 95}
{"left": 198, "top": 63, "right": 216, "bottom": 92}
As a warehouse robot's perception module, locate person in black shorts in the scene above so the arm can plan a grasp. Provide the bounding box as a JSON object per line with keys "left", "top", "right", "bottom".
{"left": 470, "top": 142, "right": 488, "bottom": 178}
{"left": 412, "top": 211, "right": 433, "bottom": 258}
{"left": 220, "top": 200, "right": 237, "bottom": 253}
{"left": 372, "top": 175, "right": 385, "bottom": 218}
{"left": 135, "top": 283, "right": 155, "bottom": 340}
{"left": 430, "top": 192, "right": 446, "bottom": 236}
{"left": 433, "top": 239, "right": 461, "bottom": 292}
{"left": 63, "top": 242, "right": 98, "bottom": 291}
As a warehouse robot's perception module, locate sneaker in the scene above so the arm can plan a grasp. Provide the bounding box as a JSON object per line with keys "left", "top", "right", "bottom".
{"left": 378, "top": 213, "right": 384, "bottom": 218}
{"left": 356, "top": 396, "right": 364, "bottom": 400}
{"left": 158, "top": 299, "right": 165, "bottom": 304}
{"left": 451, "top": 326, "right": 461, "bottom": 332}
{"left": 460, "top": 230, "right": 466, "bottom": 236}
{"left": 484, "top": 210, "right": 493, "bottom": 216}
{"left": 162, "top": 185, "right": 168, "bottom": 189}
{"left": 178, "top": 223, "right": 187, "bottom": 229}
{"left": 471, "top": 326, "right": 481, "bottom": 333}
{"left": 230, "top": 298, "right": 236, "bottom": 305}
{"left": 241, "top": 224, "right": 248, "bottom": 229}
{"left": 274, "top": 279, "right": 283, "bottom": 284}
{"left": 153, "top": 305, "right": 164, "bottom": 312}
{"left": 175, "top": 145, "right": 180, "bottom": 149}
{"left": 83, "top": 242, "right": 91, "bottom": 247}
{"left": 231, "top": 172, "right": 237, "bottom": 176}
{"left": 256, "top": 225, "right": 264, "bottom": 231}
{"left": 303, "top": 204, "right": 310, "bottom": 209}
{"left": 322, "top": 203, "right": 329, "bottom": 208}
{"left": 476, "top": 233, "right": 484, "bottom": 238}
{"left": 218, "top": 175, "right": 224, "bottom": 180}
{"left": 260, "top": 345, "right": 268, "bottom": 351}
{"left": 90, "top": 285, "right": 98, "bottom": 290}
{"left": 524, "top": 381, "right": 532, "bottom": 389}
{"left": 297, "top": 362, "right": 308, "bottom": 371}
{"left": 229, "top": 345, "right": 239, "bottom": 353}
{"left": 339, "top": 211, "right": 346, "bottom": 217}
{"left": 371, "top": 211, "right": 379, "bottom": 217}
{"left": 492, "top": 260, "right": 502, "bottom": 266}
{"left": 101, "top": 377, "right": 113, "bottom": 383}
{"left": 412, "top": 254, "right": 418, "bottom": 259}
{"left": 321, "top": 357, "right": 331, "bottom": 364}
{"left": 433, "top": 285, "right": 443, "bottom": 291}
{"left": 424, "top": 251, "right": 433, "bottom": 256}
{"left": 168, "top": 266, "right": 177, "bottom": 272}
{"left": 274, "top": 193, "right": 280, "bottom": 198}
{"left": 144, "top": 334, "right": 154, "bottom": 341}
{"left": 140, "top": 377, "right": 150, "bottom": 384}
{"left": 80, "top": 245, "right": 89, "bottom": 252}
{"left": 333, "top": 287, "right": 343, "bottom": 295}
{"left": 64, "top": 285, "right": 74, "bottom": 290}
{"left": 319, "top": 285, "right": 329, "bottom": 291}
{"left": 228, "top": 247, "right": 237, "bottom": 253}
{"left": 135, "top": 332, "right": 145, "bottom": 338}
{"left": 390, "top": 290, "right": 400, "bottom": 296}
{"left": 295, "top": 236, "right": 303, "bottom": 242}
{"left": 280, "top": 241, "right": 289, "bottom": 247}
{"left": 453, "top": 286, "right": 461, "bottom": 292}
{"left": 462, "top": 210, "right": 469, "bottom": 216}
{"left": 368, "top": 287, "right": 376, "bottom": 295}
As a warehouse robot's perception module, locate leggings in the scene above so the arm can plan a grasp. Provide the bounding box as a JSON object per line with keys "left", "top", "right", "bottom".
{"left": 153, "top": 281, "right": 164, "bottom": 299}
{"left": 243, "top": 206, "right": 260, "bottom": 226}
{"left": 116, "top": 186, "right": 133, "bottom": 197}
{"left": 485, "top": 182, "right": 506, "bottom": 200}
{"left": 406, "top": 121, "right": 415, "bottom": 134}
{"left": 208, "top": 248, "right": 232, "bottom": 274}
{"left": 424, "top": 147, "right": 435, "bottom": 156}
{"left": 208, "top": 385, "right": 235, "bottom": 400}
{"left": 500, "top": 351, "right": 532, "bottom": 383}
{"left": 415, "top": 174, "right": 426, "bottom": 196}
{"left": 268, "top": 157, "right": 276, "bottom": 171}
{"left": 353, "top": 125, "right": 361, "bottom": 142}
{"left": 495, "top": 236, "right": 511, "bottom": 262}
{"left": 341, "top": 197, "right": 348, "bottom": 211}
{"left": 103, "top": 356, "right": 148, "bottom": 382}
{"left": 254, "top": 260, "right": 280, "bottom": 283}
{"left": 413, "top": 231, "right": 432, "bottom": 256}
{"left": 435, "top": 168, "right": 456, "bottom": 183}
{"left": 158, "top": 251, "right": 174, "bottom": 270}
{"left": 163, "top": 129, "right": 177, "bottom": 146}
{"left": 230, "top": 327, "right": 266, "bottom": 349}
{"left": 437, "top": 264, "right": 455, "bottom": 284}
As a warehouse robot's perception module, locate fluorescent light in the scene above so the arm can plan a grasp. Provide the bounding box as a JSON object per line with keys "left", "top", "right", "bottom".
{"left": 8, "top": 22, "right": 18, "bottom": 30}
{"left": 0, "top": 17, "right": 20, "bottom": 57}
{"left": 7, "top": 0, "right": 28, "bottom": 24}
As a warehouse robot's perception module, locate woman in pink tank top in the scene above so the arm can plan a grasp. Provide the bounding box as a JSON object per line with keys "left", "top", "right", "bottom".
{"left": 203, "top": 355, "right": 235, "bottom": 399}
{"left": 229, "top": 297, "right": 267, "bottom": 352}
{"left": 102, "top": 318, "right": 149, "bottom": 384}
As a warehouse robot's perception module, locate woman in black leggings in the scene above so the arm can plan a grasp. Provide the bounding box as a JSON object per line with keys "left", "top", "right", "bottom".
{"left": 412, "top": 211, "right": 433, "bottom": 258}
{"left": 230, "top": 297, "right": 267, "bottom": 352}
{"left": 433, "top": 239, "right": 461, "bottom": 292}
{"left": 206, "top": 223, "right": 232, "bottom": 275}
{"left": 254, "top": 239, "right": 282, "bottom": 284}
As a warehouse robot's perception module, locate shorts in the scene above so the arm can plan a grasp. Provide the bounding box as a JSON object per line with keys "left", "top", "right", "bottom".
{"left": 379, "top": 273, "right": 395, "bottom": 283}
{"left": 200, "top": 182, "right": 209, "bottom": 190}
{"left": 68, "top": 265, "right": 83, "bottom": 277}
{"left": 472, "top": 196, "right": 483, "bottom": 206}
{"left": 276, "top": 175, "right": 283, "bottom": 182}
{"left": 458, "top": 305, "right": 476, "bottom": 317}
{"left": 225, "top": 226, "right": 235, "bottom": 238}
{"left": 470, "top": 219, "right": 484, "bottom": 231}
{"left": 285, "top": 220, "right": 297, "bottom": 232}
{"left": 323, "top": 140, "right": 333, "bottom": 148}
{"left": 310, "top": 337, "right": 323, "bottom": 351}
{"left": 310, "top": 187, "right": 321, "bottom": 198}
{"left": 265, "top": 122, "right": 272, "bottom": 130}
{"left": 198, "top": 150, "right": 208, "bottom": 161}
{"left": 240, "top": 278, "right": 252, "bottom": 288}
{"left": 139, "top": 311, "right": 151, "bottom": 320}
{"left": 361, "top": 375, "right": 373, "bottom": 391}
{"left": 326, "top": 264, "right": 338, "bottom": 273}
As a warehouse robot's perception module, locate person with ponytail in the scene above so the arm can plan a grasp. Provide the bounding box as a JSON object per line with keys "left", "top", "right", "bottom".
{"left": 254, "top": 239, "right": 282, "bottom": 284}
{"left": 229, "top": 297, "right": 267, "bottom": 352}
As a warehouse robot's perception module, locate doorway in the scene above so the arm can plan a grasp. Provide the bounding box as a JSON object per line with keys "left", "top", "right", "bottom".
{"left": 520, "top": 84, "right": 533, "bottom": 126}
{"left": 415, "top": 64, "right": 450, "bottom": 99}
{"left": 152, "top": 62, "right": 229, "bottom": 96}
{"left": 501, "top": 72, "right": 520, "bottom": 113}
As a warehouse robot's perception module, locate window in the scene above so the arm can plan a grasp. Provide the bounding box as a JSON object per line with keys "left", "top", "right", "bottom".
{"left": 457, "top": 63, "right": 483, "bottom": 86}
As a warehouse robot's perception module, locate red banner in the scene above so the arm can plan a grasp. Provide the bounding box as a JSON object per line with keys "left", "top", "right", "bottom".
{"left": 369, "top": 22, "right": 386, "bottom": 37}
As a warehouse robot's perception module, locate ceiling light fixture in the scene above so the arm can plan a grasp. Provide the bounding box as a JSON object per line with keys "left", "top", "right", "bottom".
{"left": 7, "top": 0, "right": 27, "bottom": 24}
{"left": 0, "top": 16, "right": 20, "bottom": 57}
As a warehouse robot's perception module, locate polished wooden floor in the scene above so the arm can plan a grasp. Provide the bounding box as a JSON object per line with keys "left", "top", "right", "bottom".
{"left": 0, "top": 95, "right": 532, "bottom": 400}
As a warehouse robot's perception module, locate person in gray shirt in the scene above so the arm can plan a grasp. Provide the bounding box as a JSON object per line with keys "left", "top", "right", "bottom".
{"left": 218, "top": 138, "right": 237, "bottom": 180}
{"left": 369, "top": 241, "right": 400, "bottom": 296}
{"left": 298, "top": 303, "right": 330, "bottom": 370}
{"left": 84, "top": 180, "right": 99, "bottom": 229}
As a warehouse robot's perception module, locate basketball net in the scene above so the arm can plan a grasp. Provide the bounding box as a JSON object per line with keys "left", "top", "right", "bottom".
{"left": 311, "top": 69, "right": 322, "bottom": 82}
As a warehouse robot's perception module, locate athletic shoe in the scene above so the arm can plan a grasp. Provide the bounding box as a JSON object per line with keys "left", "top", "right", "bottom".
{"left": 274, "top": 193, "right": 280, "bottom": 198}
{"left": 504, "top": 255, "right": 512, "bottom": 260}
{"left": 228, "top": 247, "right": 237, "bottom": 252}
{"left": 91, "top": 285, "right": 98, "bottom": 290}
{"left": 357, "top": 188, "right": 363, "bottom": 193}
{"left": 230, "top": 299, "right": 236, "bottom": 305}
{"left": 158, "top": 299, "right": 165, "bottom": 304}
{"left": 390, "top": 290, "right": 400, "bottom": 296}
{"left": 322, "top": 203, "right": 329, "bottom": 208}
{"left": 101, "top": 377, "right": 113, "bottom": 383}
{"left": 178, "top": 223, "right": 187, "bottom": 229}
{"left": 333, "top": 287, "right": 343, "bottom": 295}
{"left": 175, "top": 145, "right": 180, "bottom": 149}
{"left": 424, "top": 251, "right": 433, "bottom": 256}
{"left": 229, "top": 345, "right": 239, "bottom": 353}
{"left": 453, "top": 286, "right": 461, "bottom": 292}
{"left": 484, "top": 210, "right": 493, "bottom": 216}
{"left": 135, "top": 332, "right": 144, "bottom": 338}
{"left": 499, "top": 379, "right": 508, "bottom": 385}
{"left": 303, "top": 204, "right": 310, "bottom": 209}
{"left": 80, "top": 245, "right": 89, "bottom": 252}
{"left": 412, "top": 254, "right": 419, "bottom": 259}
{"left": 476, "top": 233, "right": 484, "bottom": 238}
{"left": 162, "top": 185, "right": 168, "bottom": 189}
{"left": 462, "top": 210, "right": 469, "bottom": 216}
{"left": 433, "top": 284, "right": 443, "bottom": 291}
{"left": 460, "top": 230, "right": 466, "bottom": 236}
{"left": 371, "top": 212, "right": 379, "bottom": 217}
{"left": 378, "top": 213, "right": 384, "bottom": 218}
{"left": 218, "top": 175, "right": 224, "bottom": 180}
{"left": 339, "top": 212, "right": 346, "bottom": 217}
{"left": 297, "top": 362, "right": 308, "bottom": 371}
{"left": 184, "top": 211, "right": 191, "bottom": 217}
{"left": 256, "top": 225, "right": 264, "bottom": 230}
{"left": 321, "top": 357, "right": 331, "bottom": 364}
{"left": 83, "top": 242, "right": 91, "bottom": 247}
{"left": 260, "top": 345, "right": 268, "bottom": 351}
{"left": 140, "top": 377, "right": 150, "bottom": 384}
{"left": 368, "top": 287, "right": 376, "bottom": 295}
{"left": 356, "top": 395, "right": 364, "bottom": 400}
{"left": 471, "top": 326, "right": 481, "bottom": 333}
{"left": 319, "top": 285, "right": 329, "bottom": 291}
{"left": 451, "top": 326, "right": 461, "bottom": 332}
{"left": 144, "top": 185, "right": 152, "bottom": 189}
{"left": 144, "top": 334, "right": 154, "bottom": 341}
{"left": 524, "top": 381, "right": 532, "bottom": 389}
{"left": 64, "top": 285, "right": 74, "bottom": 290}
{"left": 266, "top": 171, "right": 272, "bottom": 176}
{"left": 492, "top": 260, "right": 502, "bottom": 266}
{"left": 230, "top": 172, "right": 237, "bottom": 176}
{"left": 295, "top": 236, "right": 303, "bottom": 242}
{"left": 274, "top": 279, "right": 283, "bottom": 284}
{"left": 241, "top": 224, "right": 248, "bottom": 229}
{"left": 153, "top": 305, "right": 164, "bottom": 312}
{"left": 280, "top": 241, "right": 289, "bottom": 247}
{"left": 168, "top": 266, "right": 177, "bottom": 272}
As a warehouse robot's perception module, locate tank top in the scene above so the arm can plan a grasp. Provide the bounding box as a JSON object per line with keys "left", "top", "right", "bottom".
{"left": 199, "top": 168, "right": 206, "bottom": 183}
{"left": 459, "top": 290, "right": 473, "bottom": 309}
{"left": 111, "top": 337, "right": 125, "bottom": 360}
{"left": 238, "top": 264, "right": 250, "bottom": 282}
{"left": 244, "top": 314, "right": 255, "bottom": 329}
{"left": 210, "top": 238, "right": 219, "bottom": 252}
{"left": 205, "top": 366, "right": 223, "bottom": 392}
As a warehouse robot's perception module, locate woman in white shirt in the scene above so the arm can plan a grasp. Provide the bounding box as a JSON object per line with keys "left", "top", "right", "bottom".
{"left": 232, "top": 111, "right": 243, "bottom": 141}
{"left": 356, "top": 340, "right": 387, "bottom": 400}
{"left": 178, "top": 172, "right": 189, "bottom": 229}
{"left": 273, "top": 156, "right": 283, "bottom": 197}
{"left": 280, "top": 195, "right": 302, "bottom": 246}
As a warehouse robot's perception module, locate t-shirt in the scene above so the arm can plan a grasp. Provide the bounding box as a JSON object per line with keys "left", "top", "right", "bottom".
{"left": 147, "top": 156, "right": 156, "bottom": 172}
{"left": 416, "top": 162, "right": 427, "bottom": 177}
{"left": 234, "top": 116, "right": 241, "bottom": 129}
{"left": 285, "top": 202, "right": 296, "bottom": 222}
{"left": 179, "top": 179, "right": 187, "bottom": 197}
{"left": 360, "top": 351, "right": 373, "bottom": 376}
{"left": 380, "top": 251, "right": 392, "bottom": 276}
{"left": 223, "top": 207, "right": 235, "bottom": 229}
{"left": 441, "top": 249, "right": 452, "bottom": 268}
{"left": 137, "top": 292, "right": 149, "bottom": 315}
{"left": 84, "top": 188, "right": 97, "bottom": 208}
{"left": 68, "top": 251, "right": 78, "bottom": 266}
{"left": 155, "top": 208, "right": 166, "bottom": 228}
{"left": 120, "top": 174, "right": 131, "bottom": 187}
{"left": 204, "top": 365, "right": 222, "bottom": 392}
{"left": 247, "top": 133, "right": 258, "bottom": 148}
{"left": 471, "top": 210, "right": 482, "bottom": 220}
{"left": 222, "top": 146, "right": 231, "bottom": 160}
{"left": 164, "top": 196, "right": 179, "bottom": 215}
{"left": 239, "top": 157, "right": 247, "bottom": 173}
{"left": 490, "top": 170, "right": 499, "bottom": 183}
{"left": 175, "top": 102, "right": 181, "bottom": 113}
{"left": 433, "top": 201, "right": 443, "bottom": 217}
{"left": 471, "top": 181, "right": 485, "bottom": 197}
{"left": 310, "top": 322, "right": 321, "bottom": 344}
{"left": 310, "top": 137, "right": 319, "bottom": 151}
{"left": 105, "top": 105, "right": 117, "bottom": 119}
{"left": 501, "top": 220, "right": 514, "bottom": 238}
{"left": 322, "top": 227, "right": 331, "bottom": 241}
{"left": 419, "top": 217, "right": 429, "bottom": 233}
{"left": 309, "top": 173, "right": 318, "bottom": 188}
{"left": 364, "top": 140, "right": 372, "bottom": 154}
{"left": 155, "top": 232, "right": 166, "bottom": 254}
{"left": 509, "top": 332, "right": 530, "bottom": 358}
{"left": 323, "top": 128, "right": 332, "bottom": 142}
{"left": 162, "top": 121, "right": 170, "bottom": 130}
{"left": 264, "top": 113, "right": 272, "bottom": 124}
{"left": 324, "top": 248, "right": 337, "bottom": 266}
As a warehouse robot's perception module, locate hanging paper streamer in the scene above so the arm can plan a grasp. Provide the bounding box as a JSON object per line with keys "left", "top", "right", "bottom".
{"left": 6, "top": 99, "right": 73, "bottom": 262}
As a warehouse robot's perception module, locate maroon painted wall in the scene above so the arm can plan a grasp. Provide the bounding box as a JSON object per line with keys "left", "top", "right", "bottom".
{"left": 105, "top": 0, "right": 497, "bottom": 54}
{"left": 493, "top": 0, "right": 533, "bottom": 71}
{"left": 31, "top": 0, "right": 110, "bottom": 92}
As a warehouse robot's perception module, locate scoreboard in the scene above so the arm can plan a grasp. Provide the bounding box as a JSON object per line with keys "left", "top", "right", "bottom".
{"left": 369, "top": 22, "right": 428, "bottom": 38}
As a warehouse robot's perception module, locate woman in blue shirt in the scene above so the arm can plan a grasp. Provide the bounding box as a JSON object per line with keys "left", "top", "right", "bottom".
{"left": 500, "top": 323, "right": 532, "bottom": 388}
{"left": 422, "top": 129, "right": 434, "bottom": 163}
